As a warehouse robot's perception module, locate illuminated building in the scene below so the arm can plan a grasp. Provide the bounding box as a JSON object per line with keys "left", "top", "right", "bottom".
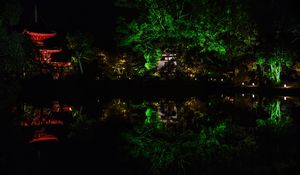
{"left": 23, "top": 4, "right": 73, "bottom": 79}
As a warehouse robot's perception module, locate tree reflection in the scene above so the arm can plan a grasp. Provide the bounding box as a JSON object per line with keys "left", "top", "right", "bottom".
{"left": 256, "top": 99, "right": 292, "bottom": 130}
{"left": 100, "top": 99, "right": 129, "bottom": 122}
{"left": 123, "top": 97, "right": 257, "bottom": 174}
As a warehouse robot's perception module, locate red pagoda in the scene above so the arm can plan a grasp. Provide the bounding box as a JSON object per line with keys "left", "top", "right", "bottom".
{"left": 24, "top": 4, "right": 56, "bottom": 46}
{"left": 24, "top": 4, "right": 73, "bottom": 79}
{"left": 24, "top": 29, "right": 61, "bottom": 63}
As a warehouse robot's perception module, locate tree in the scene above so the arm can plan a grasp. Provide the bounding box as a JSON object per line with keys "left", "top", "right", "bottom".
{"left": 66, "top": 32, "right": 95, "bottom": 75}
{"left": 256, "top": 100, "right": 292, "bottom": 130}
{"left": 256, "top": 48, "right": 293, "bottom": 84}
{"left": 0, "top": 0, "right": 28, "bottom": 79}
{"left": 116, "top": 0, "right": 259, "bottom": 77}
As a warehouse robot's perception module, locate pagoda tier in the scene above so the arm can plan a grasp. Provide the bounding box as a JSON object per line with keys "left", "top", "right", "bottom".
{"left": 37, "top": 49, "right": 62, "bottom": 62}
{"left": 24, "top": 30, "right": 56, "bottom": 45}
{"left": 21, "top": 118, "right": 64, "bottom": 127}
{"left": 50, "top": 61, "right": 73, "bottom": 80}
{"left": 50, "top": 61, "right": 72, "bottom": 68}
{"left": 29, "top": 130, "right": 58, "bottom": 143}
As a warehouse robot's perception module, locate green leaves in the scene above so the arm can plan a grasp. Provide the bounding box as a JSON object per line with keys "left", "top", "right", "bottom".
{"left": 116, "top": 0, "right": 258, "bottom": 72}
{"left": 255, "top": 48, "right": 293, "bottom": 84}
{"left": 256, "top": 100, "right": 292, "bottom": 130}
{"left": 144, "top": 49, "right": 161, "bottom": 70}
{"left": 66, "top": 32, "right": 96, "bottom": 74}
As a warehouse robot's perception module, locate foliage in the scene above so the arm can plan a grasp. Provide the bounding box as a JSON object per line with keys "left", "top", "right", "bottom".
{"left": 66, "top": 32, "right": 96, "bottom": 74}
{"left": 256, "top": 100, "right": 292, "bottom": 129}
{"left": 177, "top": 55, "right": 206, "bottom": 79}
{"left": 124, "top": 112, "right": 257, "bottom": 174}
{"left": 292, "top": 61, "right": 300, "bottom": 75}
{"left": 96, "top": 51, "right": 140, "bottom": 79}
{"left": 0, "top": 0, "right": 28, "bottom": 78}
{"left": 144, "top": 106, "right": 163, "bottom": 129}
{"left": 100, "top": 99, "right": 129, "bottom": 121}
{"left": 68, "top": 111, "right": 96, "bottom": 140}
{"left": 116, "top": 0, "right": 258, "bottom": 73}
{"left": 256, "top": 48, "right": 293, "bottom": 84}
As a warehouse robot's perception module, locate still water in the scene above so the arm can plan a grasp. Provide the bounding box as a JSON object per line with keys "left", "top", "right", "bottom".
{"left": 4, "top": 93, "right": 300, "bottom": 175}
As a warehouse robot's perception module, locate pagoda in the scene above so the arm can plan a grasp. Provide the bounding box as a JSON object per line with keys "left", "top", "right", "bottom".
{"left": 24, "top": 4, "right": 73, "bottom": 79}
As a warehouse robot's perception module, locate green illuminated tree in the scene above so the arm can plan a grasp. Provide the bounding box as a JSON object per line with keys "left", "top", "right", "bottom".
{"left": 256, "top": 48, "right": 292, "bottom": 84}
{"left": 124, "top": 121, "right": 230, "bottom": 174}
{"left": 144, "top": 106, "right": 163, "bottom": 129}
{"left": 116, "top": 0, "right": 258, "bottom": 74}
{"left": 256, "top": 100, "right": 292, "bottom": 129}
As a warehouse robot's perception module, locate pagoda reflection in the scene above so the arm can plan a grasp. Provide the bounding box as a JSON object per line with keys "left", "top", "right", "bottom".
{"left": 19, "top": 101, "right": 74, "bottom": 143}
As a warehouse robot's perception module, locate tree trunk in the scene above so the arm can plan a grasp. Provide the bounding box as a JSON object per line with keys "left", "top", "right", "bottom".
{"left": 78, "top": 59, "right": 84, "bottom": 75}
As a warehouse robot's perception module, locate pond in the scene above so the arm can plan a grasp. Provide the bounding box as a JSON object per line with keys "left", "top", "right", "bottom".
{"left": 2, "top": 90, "right": 300, "bottom": 175}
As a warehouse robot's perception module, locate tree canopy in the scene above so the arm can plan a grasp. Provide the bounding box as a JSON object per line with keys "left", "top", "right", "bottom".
{"left": 0, "top": 0, "right": 26, "bottom": 77}
{"left": 116, "top": 0, "right": 259, "bottom": 71}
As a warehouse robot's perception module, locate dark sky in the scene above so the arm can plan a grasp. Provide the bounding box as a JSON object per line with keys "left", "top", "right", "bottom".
{"left": 18, "top": 0, "right": 300, "bottom": 49}
{"left": 20, "top": 0, "right": 118, "bottom": 49}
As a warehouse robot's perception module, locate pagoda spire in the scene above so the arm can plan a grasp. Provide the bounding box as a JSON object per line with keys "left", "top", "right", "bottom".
{"left": 34, "top": 4, "right": 38, "bottom": 23}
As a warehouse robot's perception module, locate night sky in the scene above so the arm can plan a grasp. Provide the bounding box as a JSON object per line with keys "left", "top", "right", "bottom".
{"left": 18, "top": 0, "right": 300, "bottom": 50}
{"left": 20, "top": 0, "right": 118, "bottom": 49}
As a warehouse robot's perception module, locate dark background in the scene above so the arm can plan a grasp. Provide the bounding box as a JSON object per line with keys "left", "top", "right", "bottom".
{"left": 19, "top": 0, "right": 118, "bottom": 49}
{"left": 17, "top": 0, "right": 300, "bottom": 50}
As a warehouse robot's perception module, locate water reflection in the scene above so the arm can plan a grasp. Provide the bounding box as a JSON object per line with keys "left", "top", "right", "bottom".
{"left": 18, "top": 101, "right": 74, "bottom": 143}
{"left": 12, "top": 95, "right": 300, "bottom": 174}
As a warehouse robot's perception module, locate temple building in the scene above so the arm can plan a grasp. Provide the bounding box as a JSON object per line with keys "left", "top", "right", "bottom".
{"left": 23, "top": 4, "right": 73, "bottom": 79}
{"left": 157, "top": 51, "right": 177, "bottom": 79}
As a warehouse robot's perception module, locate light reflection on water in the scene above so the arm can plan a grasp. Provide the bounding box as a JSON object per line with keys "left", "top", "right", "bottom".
{"left": 11, "top": 94, "right": 300, "bottom": 174}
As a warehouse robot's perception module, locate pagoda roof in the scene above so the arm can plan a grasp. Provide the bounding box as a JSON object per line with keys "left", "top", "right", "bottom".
{"left": 50, "top": 61, "right": 72, "bottom": 68}
{"left": 24, "top": 30, "right": 56, "bottom": 46}
{"left": 30, "top": 135, "right": 58, "bottom": 143}
{"left": 39, "top": 49, "right": 62, "bottom": 54}
{"left": 29, "top": 131, "right": 59, "bottom": 143}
